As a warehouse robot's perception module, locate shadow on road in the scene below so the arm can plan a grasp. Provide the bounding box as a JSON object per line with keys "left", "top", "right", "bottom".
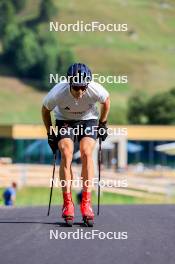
{"left": 0, "top": 220, "right": 85, "bottom": 227}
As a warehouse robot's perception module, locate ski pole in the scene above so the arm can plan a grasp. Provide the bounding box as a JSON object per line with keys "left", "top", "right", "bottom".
{"left": 47, "top": 152, "right": 57, "bottom": 216}
{"left": 97, "top": 137, "right": 102, "bottom": 215}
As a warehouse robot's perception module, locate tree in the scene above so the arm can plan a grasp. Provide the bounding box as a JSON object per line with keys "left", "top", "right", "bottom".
{"left": 58, "top": 49, "right": 75, "bottom": 76}
{"left": 3, "top": 24, "right": 74, "bottom": 90}
{"left": 14, "top": 28, "right": 42, "bottom": 77}
{"left": 39, "top": 43, "right": 60, "bottom": 89}
{"left": 127, "top": 91, "right": 148, "bottom": 124}
{"left": 39, "top": 0, "right": 57, "bottom": 22}
{"left": 0, "top": 0, "right": 15, "bottom": 37}
{"left": 2, "top": 23, "right": 20, "bottom": 59}
{"left": 36, "top": 31, "right": 74, "bottom": 90}
{"left": 169, "top": 87, "right": 175, "bottom": 96}
{"left": 0, "top": 0, "right": 74, "bottom": 94}
{"left": 13, "top": 0, "right": 27, "bottom": 13}
{"left": 146, "top": 89, "right": 175, "bottom": 124}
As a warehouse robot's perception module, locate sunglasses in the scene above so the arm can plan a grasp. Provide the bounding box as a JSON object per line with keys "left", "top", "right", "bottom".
{"left": 71, "top": 86, "right": 87, "bottom": 92}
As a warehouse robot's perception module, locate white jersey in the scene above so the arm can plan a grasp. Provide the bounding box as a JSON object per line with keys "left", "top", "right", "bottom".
{"left": 43, "top": 81, "right": 109, "bottom": 120}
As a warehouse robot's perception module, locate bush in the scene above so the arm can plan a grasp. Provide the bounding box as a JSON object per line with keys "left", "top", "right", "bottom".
{"left": 128, "top": 88, "right": 175, "bottom": 125}
{"left": 3, "top": 25, "right": 74, "bottom": 89}
{"left": 13, "top": 0, "right": 27, "bottom": 13}
{"left": 38, "top": 42, "right": 60, "bottom": 89}
{"left": 57, "top": 49, "right": 75, "bottom": 76}
{"left": 39, "top": 0, "right": 57, "bottom": 22}
{"left": 31, "top": 31, "right": 74, "bottom": 89}
{"left": 0, "top": 0, "right": 15, "bottom": 37}
{"left": 2, "top": 23, "right": 21, "bottom": 59}
{"left": 127, "top": 91, "right": 148, "bottom": 124}
{"left": 1, "top": 3, "right": 74, "bottom": 91}
{"left": 13, "top": 28, "right": 42, "bottom": 77}
{"left": 146, "top": 89, "right": 175, "bottom": 124}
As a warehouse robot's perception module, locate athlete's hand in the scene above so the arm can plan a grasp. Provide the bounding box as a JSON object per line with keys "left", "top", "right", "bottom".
{"left": 97, "top": 121, "right": 108, "bottom": 141}
{"left": 47, "top": 133, "right": 57, "bottom": 154}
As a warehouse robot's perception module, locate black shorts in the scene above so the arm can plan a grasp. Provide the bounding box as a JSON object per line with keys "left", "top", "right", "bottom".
{"left": 55, "top": 119, "right": 98, "bottom": 142}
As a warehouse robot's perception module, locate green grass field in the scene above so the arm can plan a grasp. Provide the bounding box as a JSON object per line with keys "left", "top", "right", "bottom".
{"left": 0, "top": 187, "right": 171, "bottom": 206}
{"left": 0, "top": 77, "right": 45, "bottom": 124}
{"left": 0, "top": 0, "right": 175, "bottom": 124}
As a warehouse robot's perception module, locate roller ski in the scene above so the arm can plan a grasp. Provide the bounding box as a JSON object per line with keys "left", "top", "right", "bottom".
{"left": 80, "top": 192, "right": 94, "bottom": 227}
{"left": 62, "top": 192, "right": 74, "bottom": 227}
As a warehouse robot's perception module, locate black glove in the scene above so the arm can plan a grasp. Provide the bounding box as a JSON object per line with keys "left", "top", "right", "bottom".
{"left": 97, "top": 121, "right": 108, "bottom": 141}
{"left": 47, "top": 133, "right": 57, "bottom": 154}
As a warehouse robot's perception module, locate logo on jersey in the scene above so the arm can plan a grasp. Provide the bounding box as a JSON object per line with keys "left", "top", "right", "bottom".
{"left": 64, "top": 106, "right": 70, "bottom": 110}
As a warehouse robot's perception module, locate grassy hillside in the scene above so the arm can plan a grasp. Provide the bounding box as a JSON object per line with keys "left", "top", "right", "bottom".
{"left": 0, "top": 0, "right": 175, "bottom": 124}
{"left": 0, "top": 77, "right": 45, "bottom": 124}
{"left": 55, "top": 0, "right": 175, "bottom": 90}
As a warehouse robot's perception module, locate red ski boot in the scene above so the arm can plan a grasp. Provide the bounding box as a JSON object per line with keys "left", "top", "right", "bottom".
{"left": 80, "top": 192, "right": 94, "bottom": 227}
{"left": 62, "top": 192, "right": 74, "bottom": 226}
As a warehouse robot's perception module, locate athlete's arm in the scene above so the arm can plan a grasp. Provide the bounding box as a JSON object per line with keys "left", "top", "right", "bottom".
{"left": 42, "top": 105, "right": 52, "bottom": 133}
{"left": 99, "top": 96, "right": 110, "bottom": 123}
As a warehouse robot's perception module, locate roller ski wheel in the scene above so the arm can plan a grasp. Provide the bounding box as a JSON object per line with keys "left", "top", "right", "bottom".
{"left": 83, "top": 216, "right": 94, "bottom": 227}
{"left": 64, "top": 216, "right": 74, "bottom": 227}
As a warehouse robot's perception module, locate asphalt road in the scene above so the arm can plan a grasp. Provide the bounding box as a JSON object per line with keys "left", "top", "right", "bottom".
{"left": 0, "top": 205, "right": 175, "bottom": 264}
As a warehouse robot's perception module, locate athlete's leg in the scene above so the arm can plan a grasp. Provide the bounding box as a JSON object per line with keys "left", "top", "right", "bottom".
{"left": 58, "top": 138, "right": 74, "bottom": 223}
{"left": 58, "top": 138, "right": 74, "bottom": 193}
{"left": 79, "top": 137, "right": 96, "bottom": 225}
{"left": 79, "top": 137, "right": 96, "bottom": 192}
